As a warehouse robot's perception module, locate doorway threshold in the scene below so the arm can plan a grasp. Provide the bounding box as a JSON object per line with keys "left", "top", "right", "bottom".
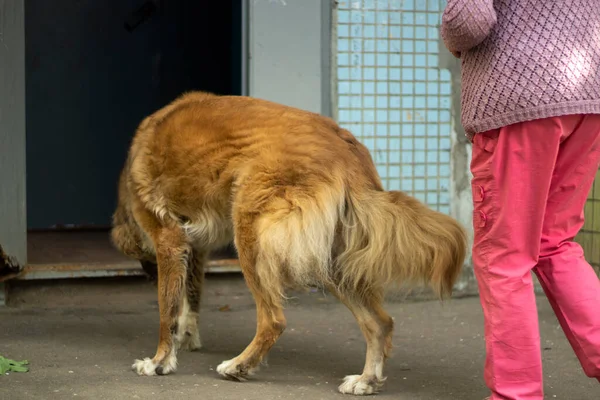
{"left": 19, "top": 230, "right": 240, "bottom": 281}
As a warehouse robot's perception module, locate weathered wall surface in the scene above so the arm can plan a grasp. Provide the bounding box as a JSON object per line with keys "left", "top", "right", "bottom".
{"left": 0, "top": 0, "right": 27, "bottom": 273}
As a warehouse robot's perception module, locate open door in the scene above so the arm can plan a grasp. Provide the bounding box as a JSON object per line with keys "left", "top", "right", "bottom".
{"left": 16, "top": 0, "right": 244, "bottom": 282}
{"left": 0, "top": 2, "right": 27, "bottom": 302}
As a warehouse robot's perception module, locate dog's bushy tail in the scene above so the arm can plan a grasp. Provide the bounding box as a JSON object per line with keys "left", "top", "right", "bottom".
{"left": 337, "top": 189, "right": 467, "bottom": 299}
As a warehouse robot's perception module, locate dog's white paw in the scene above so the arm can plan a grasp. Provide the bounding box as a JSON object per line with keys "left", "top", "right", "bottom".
{"left": 338, "top": 374, "right": 383, "bottom": 395}
{"left": 216, "top": 358, "right": 257, "bottom": 381}
{"left": 132, "top": 358, "right": 158, "bottom": 376}
{"left": 176, "top": 300, "right": 202, "bottom": 352}
{"left": 132, "top": 353, "right": 177, "bottom": 376}
{"left": 178, "top": 331, "right": 202, "bottom": 351}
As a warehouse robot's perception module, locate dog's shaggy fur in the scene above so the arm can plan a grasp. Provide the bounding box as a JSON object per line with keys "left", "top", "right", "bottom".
{"left": 111, "top": 92, "right": 467, "bottom": 395}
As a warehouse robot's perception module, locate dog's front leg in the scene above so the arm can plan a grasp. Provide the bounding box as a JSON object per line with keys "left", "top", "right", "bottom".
{"left": 133, "top": 227, "right": 189, "bottom": 376}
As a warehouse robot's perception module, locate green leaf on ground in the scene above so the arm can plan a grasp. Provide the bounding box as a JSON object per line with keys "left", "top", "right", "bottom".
{"left": 0, "top": 356, "right": 29, "bottom": 374}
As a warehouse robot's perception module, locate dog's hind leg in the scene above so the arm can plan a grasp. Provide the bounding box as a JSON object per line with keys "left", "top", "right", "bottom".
{"left": 177, "top": 249, "right": 206, "bottom": 352}
{"left": 216, "top": 217, "right": 286, "bottom": 381}
{"left": 132, "top": 227, "right": 189, "bottom": 376}
{"left": 332, "top": 288, "right": 394, "bottom": 395}
{"left": 216, "top": 289, "right": 286, "bottom": 381}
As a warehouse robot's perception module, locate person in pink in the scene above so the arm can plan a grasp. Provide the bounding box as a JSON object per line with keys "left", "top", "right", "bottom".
{"left": 441, "top": 1, "right": 600, "bottom": 399}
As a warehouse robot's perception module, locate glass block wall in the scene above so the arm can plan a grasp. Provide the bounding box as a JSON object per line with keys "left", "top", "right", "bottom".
{"left": 335, "top": 0, "right": 452, "bottom": 214}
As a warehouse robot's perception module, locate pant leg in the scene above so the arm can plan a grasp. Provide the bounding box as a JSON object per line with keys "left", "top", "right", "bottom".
{"left": 533, "top": 114, "right": 600, "bottom": 380}
{"left": 471, "top": 118, "right": 566, "bottom": 400}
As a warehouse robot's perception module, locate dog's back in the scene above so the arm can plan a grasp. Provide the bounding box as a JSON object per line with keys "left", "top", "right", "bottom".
{"left": 128, "top": 91, "right": 383, "bottom": 217}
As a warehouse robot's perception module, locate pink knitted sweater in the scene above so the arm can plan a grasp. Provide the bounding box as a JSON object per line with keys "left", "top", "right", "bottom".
{"left": 441, "top": 0, "right": 600, "bottom": 139}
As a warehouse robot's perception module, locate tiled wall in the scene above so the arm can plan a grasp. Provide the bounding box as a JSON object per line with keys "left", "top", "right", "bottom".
{"left": 335, "top": 0, "right": 452, "bottom": 213}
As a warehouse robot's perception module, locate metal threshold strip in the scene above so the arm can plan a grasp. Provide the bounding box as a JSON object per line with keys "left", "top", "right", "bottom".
{"left": 0, "top": 258, "right": 240, "bottom": 306}
{"left": 15, "top": 258, "right": 241, "bottom": 281}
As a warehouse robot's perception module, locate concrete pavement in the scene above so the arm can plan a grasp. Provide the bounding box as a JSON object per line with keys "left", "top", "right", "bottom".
{"left": 0, "top": 275, "right": 598, "bottom": 400}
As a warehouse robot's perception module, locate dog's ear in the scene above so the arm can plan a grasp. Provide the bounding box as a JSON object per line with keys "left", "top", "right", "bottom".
{"left": 111, "top": 224, "right": 144, "bottom": 260}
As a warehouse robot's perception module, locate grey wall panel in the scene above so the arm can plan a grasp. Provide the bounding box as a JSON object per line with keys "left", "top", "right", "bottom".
{"left": 248, "top": 0, "right": 331, "bottom": 116}
{"left": 0, "top": 0, "right": 27, "bottom": 267}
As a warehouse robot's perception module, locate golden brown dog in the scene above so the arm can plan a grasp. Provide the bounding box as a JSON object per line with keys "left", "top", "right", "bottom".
{"left": 111, "top": 92, "right": 467, "bottom": 395}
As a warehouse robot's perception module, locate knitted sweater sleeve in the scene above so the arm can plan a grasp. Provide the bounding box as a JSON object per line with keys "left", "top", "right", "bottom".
{"left": 441, "top": 0, "right": 497, "bottom": 53}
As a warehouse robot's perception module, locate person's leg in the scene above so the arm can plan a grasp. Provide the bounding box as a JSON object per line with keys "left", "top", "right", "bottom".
{"left": 533, "top": 114, "right": 600, "bottom": 381}
{"left": 471, "top": 117, "right": 567, "bottom": 399}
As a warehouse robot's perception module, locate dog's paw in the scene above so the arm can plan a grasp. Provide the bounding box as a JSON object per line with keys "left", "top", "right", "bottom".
{"left": 176, "top": 308, "right": 202, "bottom": 352}
{"left": 178, "top": 331, "right": 202, "bottom": 352}
{"left": 216, "top": 358, "right": 257, "bottom": 382}
{"left": 132, "top": 354, "right": 177, "bottom": 376}
{"left": 338, "top": 374, "right": 384, "bottom": 395}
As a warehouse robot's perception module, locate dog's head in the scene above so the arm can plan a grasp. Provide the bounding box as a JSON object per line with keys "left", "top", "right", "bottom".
{"left": 110, "top": 168, "right": 156, "bottom": 266}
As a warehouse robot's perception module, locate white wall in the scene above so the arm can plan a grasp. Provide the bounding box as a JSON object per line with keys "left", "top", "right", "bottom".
{"left": 248, "top": 0, "right": 331, "bottom": 116}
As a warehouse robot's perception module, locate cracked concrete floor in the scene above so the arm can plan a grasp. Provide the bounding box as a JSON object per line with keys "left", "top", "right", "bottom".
{"left": 0, "top": 275, "right": 598, "bottom": 400}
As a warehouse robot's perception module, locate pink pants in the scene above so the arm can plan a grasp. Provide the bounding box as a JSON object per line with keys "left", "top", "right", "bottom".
{"left": 471, "top": 115, "right": 600, "bottom": 400}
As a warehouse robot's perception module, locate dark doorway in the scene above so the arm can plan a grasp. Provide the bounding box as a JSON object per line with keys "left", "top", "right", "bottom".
{"left": 26, "top": 0, "right": 242, "bottom": 229}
